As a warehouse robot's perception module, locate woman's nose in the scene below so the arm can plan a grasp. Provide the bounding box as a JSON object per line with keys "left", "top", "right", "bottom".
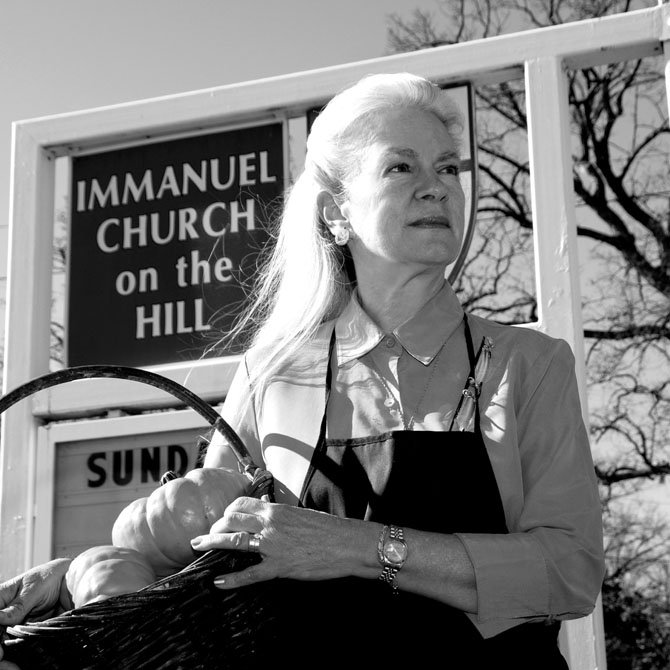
{"left": 416, "top": 171, "right": 448, "bottom": 200}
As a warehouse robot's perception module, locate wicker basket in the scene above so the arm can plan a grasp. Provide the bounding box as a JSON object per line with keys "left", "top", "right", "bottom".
{"left": 0, "top": 366, "right": 281, "bottom": 669}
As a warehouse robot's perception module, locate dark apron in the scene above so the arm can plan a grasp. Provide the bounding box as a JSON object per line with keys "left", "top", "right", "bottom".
{"left": 269, "top": 316, "right": 567, "bottom": 669}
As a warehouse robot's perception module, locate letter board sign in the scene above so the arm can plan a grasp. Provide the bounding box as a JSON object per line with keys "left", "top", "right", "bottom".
{"left": 67, "top": 121, "right": 285, "bottom": 367}
{"left": 51, "top": 428, "right": 202, "bottom": 558}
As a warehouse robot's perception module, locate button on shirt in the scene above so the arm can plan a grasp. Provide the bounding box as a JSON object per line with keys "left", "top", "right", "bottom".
{"left": 211, "top": 284, "right": 605, "bottom": 637}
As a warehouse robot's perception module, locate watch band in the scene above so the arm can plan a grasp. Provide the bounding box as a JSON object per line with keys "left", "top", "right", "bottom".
{"left": 377, "top": 524, "right": 407, "bottom": 594}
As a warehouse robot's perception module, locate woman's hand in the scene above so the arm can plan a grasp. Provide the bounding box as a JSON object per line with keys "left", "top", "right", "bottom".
{"left": 0, "top": 558, "right": 72, "bottom": 670}
{"left": 0, "top": 558, "right": 72, "bottom": 627}
{"left": 190, "top": 497, "right": 379, "bottom": 589}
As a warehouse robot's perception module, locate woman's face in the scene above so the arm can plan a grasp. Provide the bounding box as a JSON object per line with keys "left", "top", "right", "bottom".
{"left": 338, "top": 107, "right": 465, "bottom": 274}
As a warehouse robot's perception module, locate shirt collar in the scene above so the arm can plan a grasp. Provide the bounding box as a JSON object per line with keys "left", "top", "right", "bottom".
{"left": 334, "top": 283, "right": 464, "bottom": 367}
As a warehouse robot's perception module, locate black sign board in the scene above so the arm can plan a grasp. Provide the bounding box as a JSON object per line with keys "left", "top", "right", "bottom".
{"left": 67, "top": 122, "right": 284, "bottom": 367}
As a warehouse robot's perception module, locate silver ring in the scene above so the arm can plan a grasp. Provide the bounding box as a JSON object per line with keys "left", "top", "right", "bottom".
{"left": 248, "top": 533, "right": 262, "bottom": 553}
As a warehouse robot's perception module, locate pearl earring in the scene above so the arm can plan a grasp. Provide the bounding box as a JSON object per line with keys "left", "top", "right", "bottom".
{"left": 334, "top": 226, "right": 350, "bottom": 246}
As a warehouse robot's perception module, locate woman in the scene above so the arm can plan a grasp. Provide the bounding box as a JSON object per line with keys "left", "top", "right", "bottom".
{"left": 193, "top": 73, "right": 604, "bottom": 667}
{"left": 0, "top": 73, "right": 603, "bottom": 668}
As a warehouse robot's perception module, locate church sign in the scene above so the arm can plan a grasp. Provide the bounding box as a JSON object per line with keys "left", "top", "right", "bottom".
{"left": 67, "top": 121, "right": 285, "bottom": 367}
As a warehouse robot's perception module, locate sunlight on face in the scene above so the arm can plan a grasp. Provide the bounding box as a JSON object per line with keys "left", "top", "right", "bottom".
{"left": 340, "top": 107, "right": 466, "bottom": 276}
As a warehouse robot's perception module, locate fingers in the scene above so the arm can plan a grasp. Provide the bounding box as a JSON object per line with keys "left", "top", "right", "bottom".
{"left": 0, "top": 602, "right": 26, "bottom": 627}
{"left": 196, "top": 503, "right": 362, "bottom": 590}
{"left": 224, "top": 496, "right": 265, "bottom": 514}
{"left": 0, "top": 577, "right": 27, "bottom": 625}
{"left": 213, "top": 563, "right": 274, "bottom": 590}
{"left": 0, "top": 578, "right": 20, "bottom": 611}
{"left": 209, "top": 511, "right": 264, "bottom": 535}
{"left": 190, "top": 529, "right": 262, "bottom": 553}
{"left": 194, "top": 497, "right": 268, "bottom": 551}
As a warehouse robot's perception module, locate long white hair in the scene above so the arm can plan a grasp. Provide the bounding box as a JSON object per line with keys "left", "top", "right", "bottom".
{"left": 225, "top": 72, "right": 464, "bottom": 399}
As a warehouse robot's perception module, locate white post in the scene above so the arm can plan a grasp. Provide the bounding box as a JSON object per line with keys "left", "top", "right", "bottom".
{"left": 0, "top": 124, "right": 55, "bottom": 579}
{"left": 525, "top": 55, "right": 607, "bottom": 669}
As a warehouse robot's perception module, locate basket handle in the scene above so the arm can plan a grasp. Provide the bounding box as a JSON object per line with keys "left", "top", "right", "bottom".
{"left": 0, "top": 365, "right": 260, "bottom": 477}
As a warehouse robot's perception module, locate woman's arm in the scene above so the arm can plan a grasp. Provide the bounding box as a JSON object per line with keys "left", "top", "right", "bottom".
{"left": 191, "top": 496, "right": 479, "bottom": 612}
{"left": 204, "top": 358, "right": 263, "bottom": 472}
{"left": 457, "top": 339, "right": 605, "bottom": 625}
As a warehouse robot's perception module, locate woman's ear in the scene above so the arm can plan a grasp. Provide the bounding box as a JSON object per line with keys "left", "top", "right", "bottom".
{"left": 317, "top": 190, "right": 346, "bottom": 235}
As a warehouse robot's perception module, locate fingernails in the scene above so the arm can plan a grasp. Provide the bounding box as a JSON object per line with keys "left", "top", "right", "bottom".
{"left": 190, "top": 537, "right": 202, "bottom": 548}
{"left": 213, "top": 576, "right": 226, "bottom": 588}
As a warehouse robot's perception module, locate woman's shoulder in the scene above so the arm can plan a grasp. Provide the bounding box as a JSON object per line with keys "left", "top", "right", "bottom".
{"left": 243, "top": 320, "right": 336, "bottom": 378}
{"left": 466, "top": 312, "right": 575, "bottom": 366}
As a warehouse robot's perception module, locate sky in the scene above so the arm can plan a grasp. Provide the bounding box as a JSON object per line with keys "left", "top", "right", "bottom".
{"left": 0, "top": 0, "right": 439, "bottom": 240}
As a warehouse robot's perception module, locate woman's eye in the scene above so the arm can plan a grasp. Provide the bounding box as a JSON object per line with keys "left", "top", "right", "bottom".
{"left": 389, "top": 162, "right": 411, "bottom": 173}
{"left": 439, "top": 164, "right": 460, "bottom": 176}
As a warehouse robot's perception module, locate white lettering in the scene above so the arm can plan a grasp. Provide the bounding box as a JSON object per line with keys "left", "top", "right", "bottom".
{"left": 151, "top": 211, "right": 174, "bottom": 245}
{"left": 175, "top": 253, "right": 235, "bottom": 286}
{"left": 164, "top": 302, "right": 174, "bottom": 336}
{"left": 123, "top": 215, "right": 148, "bottom": 249}
{"left": 135, "top": 300, "right": 212, "bottom": 339}
{"left": 176, "top": 301, "right": 192, "bottom": 334}
{"left": 156, "top": 166, "right": 180, "bottom": 199}
{"left": 77, "top": 181, "right": 87, "bottom": 212}
{"left": 95, "top": 201, "right": 255, "bottom": 251}
{"left": 259, "top": 151, "right": 277, "bottom": 183}
{"left": 182, "top": 161, "right": 207, "bottom": 194}
{"left": 115, "top": 268, "right": 157, "bottom": 295}
{"left": 136, "top": 303, "right": 161, "bottom": 339}
{"left": 175, "top": 256, "right": 188, "bottom": 288}
{"left": 77, "top": 150, "right": 280, "bottom": 210}
{"left": 122, "top": 171, "right": 155, "bottom": 204}
{"left": 214, "top": 257, "right": 233, "bottom": 282}
{"left": 239, "top": 153, "right": 256, "bottom": 186}
{"left": 97, "top": 218, "right": 120, "bottom": 253}
{"left": 189, "top": 250, "right": 210, "bottom": 285}
{"left": 229, "top": 199, "right": 255, "bottom": 232}
{"left": 202, "top": 202, "right": 228, "bottom": 236}
{"left": 116, "top": 271, "right": 136, "bottom": 296}
{"left": 194, "top": 298, "right": 211, "bottom": 331}
{"left": 138, "top": 267, "right": 158, "bottom": 293}
{"left": 178, "top": 208, "right": 198, "bottom": 240}
{"left": 88, "top": 176, "right": 120, "bottom": 210}
{"left": 210, "top": 157, "right": 236, "bottom": 190}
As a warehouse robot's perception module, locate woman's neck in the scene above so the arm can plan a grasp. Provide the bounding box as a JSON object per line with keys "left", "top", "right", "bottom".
{"left": 355, "top": 269, "right": 448, "bottom": 332}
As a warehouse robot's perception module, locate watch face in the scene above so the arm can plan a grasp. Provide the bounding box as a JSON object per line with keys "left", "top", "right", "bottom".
{"left": 384, "top": 539, "right": 407, "bottom": 565}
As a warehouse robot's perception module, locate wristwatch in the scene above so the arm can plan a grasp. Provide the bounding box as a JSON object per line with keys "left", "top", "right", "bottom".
{"left": 377, "top": 524, "right": 407, "bottom": 594}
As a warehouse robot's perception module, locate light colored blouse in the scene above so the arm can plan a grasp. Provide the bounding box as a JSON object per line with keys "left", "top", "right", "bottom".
{"left": 207, "top": 283, "right": 605, "bottom": 638}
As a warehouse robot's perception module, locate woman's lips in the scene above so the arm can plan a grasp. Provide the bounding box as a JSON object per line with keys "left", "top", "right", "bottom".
{"left": 409, "top": 216, "right": 451, "bottom": 228}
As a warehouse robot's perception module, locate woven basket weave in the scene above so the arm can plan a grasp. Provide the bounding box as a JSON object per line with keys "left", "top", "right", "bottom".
{"left": 0, "top": 366, "right": 281, "bottom": 669}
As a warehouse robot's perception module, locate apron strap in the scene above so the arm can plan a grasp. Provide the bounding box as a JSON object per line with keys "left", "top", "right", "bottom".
{"left": 463, "top": 312, "right": 477, "bottom": 374}
{"left": 320, "top": 328, "right": 337, "bottom": 437}
{"left": 298, "top": 327, "right": 336, "bottom": 505}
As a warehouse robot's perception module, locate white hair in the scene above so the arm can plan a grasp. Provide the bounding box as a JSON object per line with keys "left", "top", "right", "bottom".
{"left": 222, "top": 72, "right": 464, "bottom": 400}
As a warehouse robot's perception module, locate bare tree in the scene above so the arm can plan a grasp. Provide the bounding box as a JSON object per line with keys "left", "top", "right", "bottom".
{"left": 389, "top": 0, "right": 670, "bottom": 485}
